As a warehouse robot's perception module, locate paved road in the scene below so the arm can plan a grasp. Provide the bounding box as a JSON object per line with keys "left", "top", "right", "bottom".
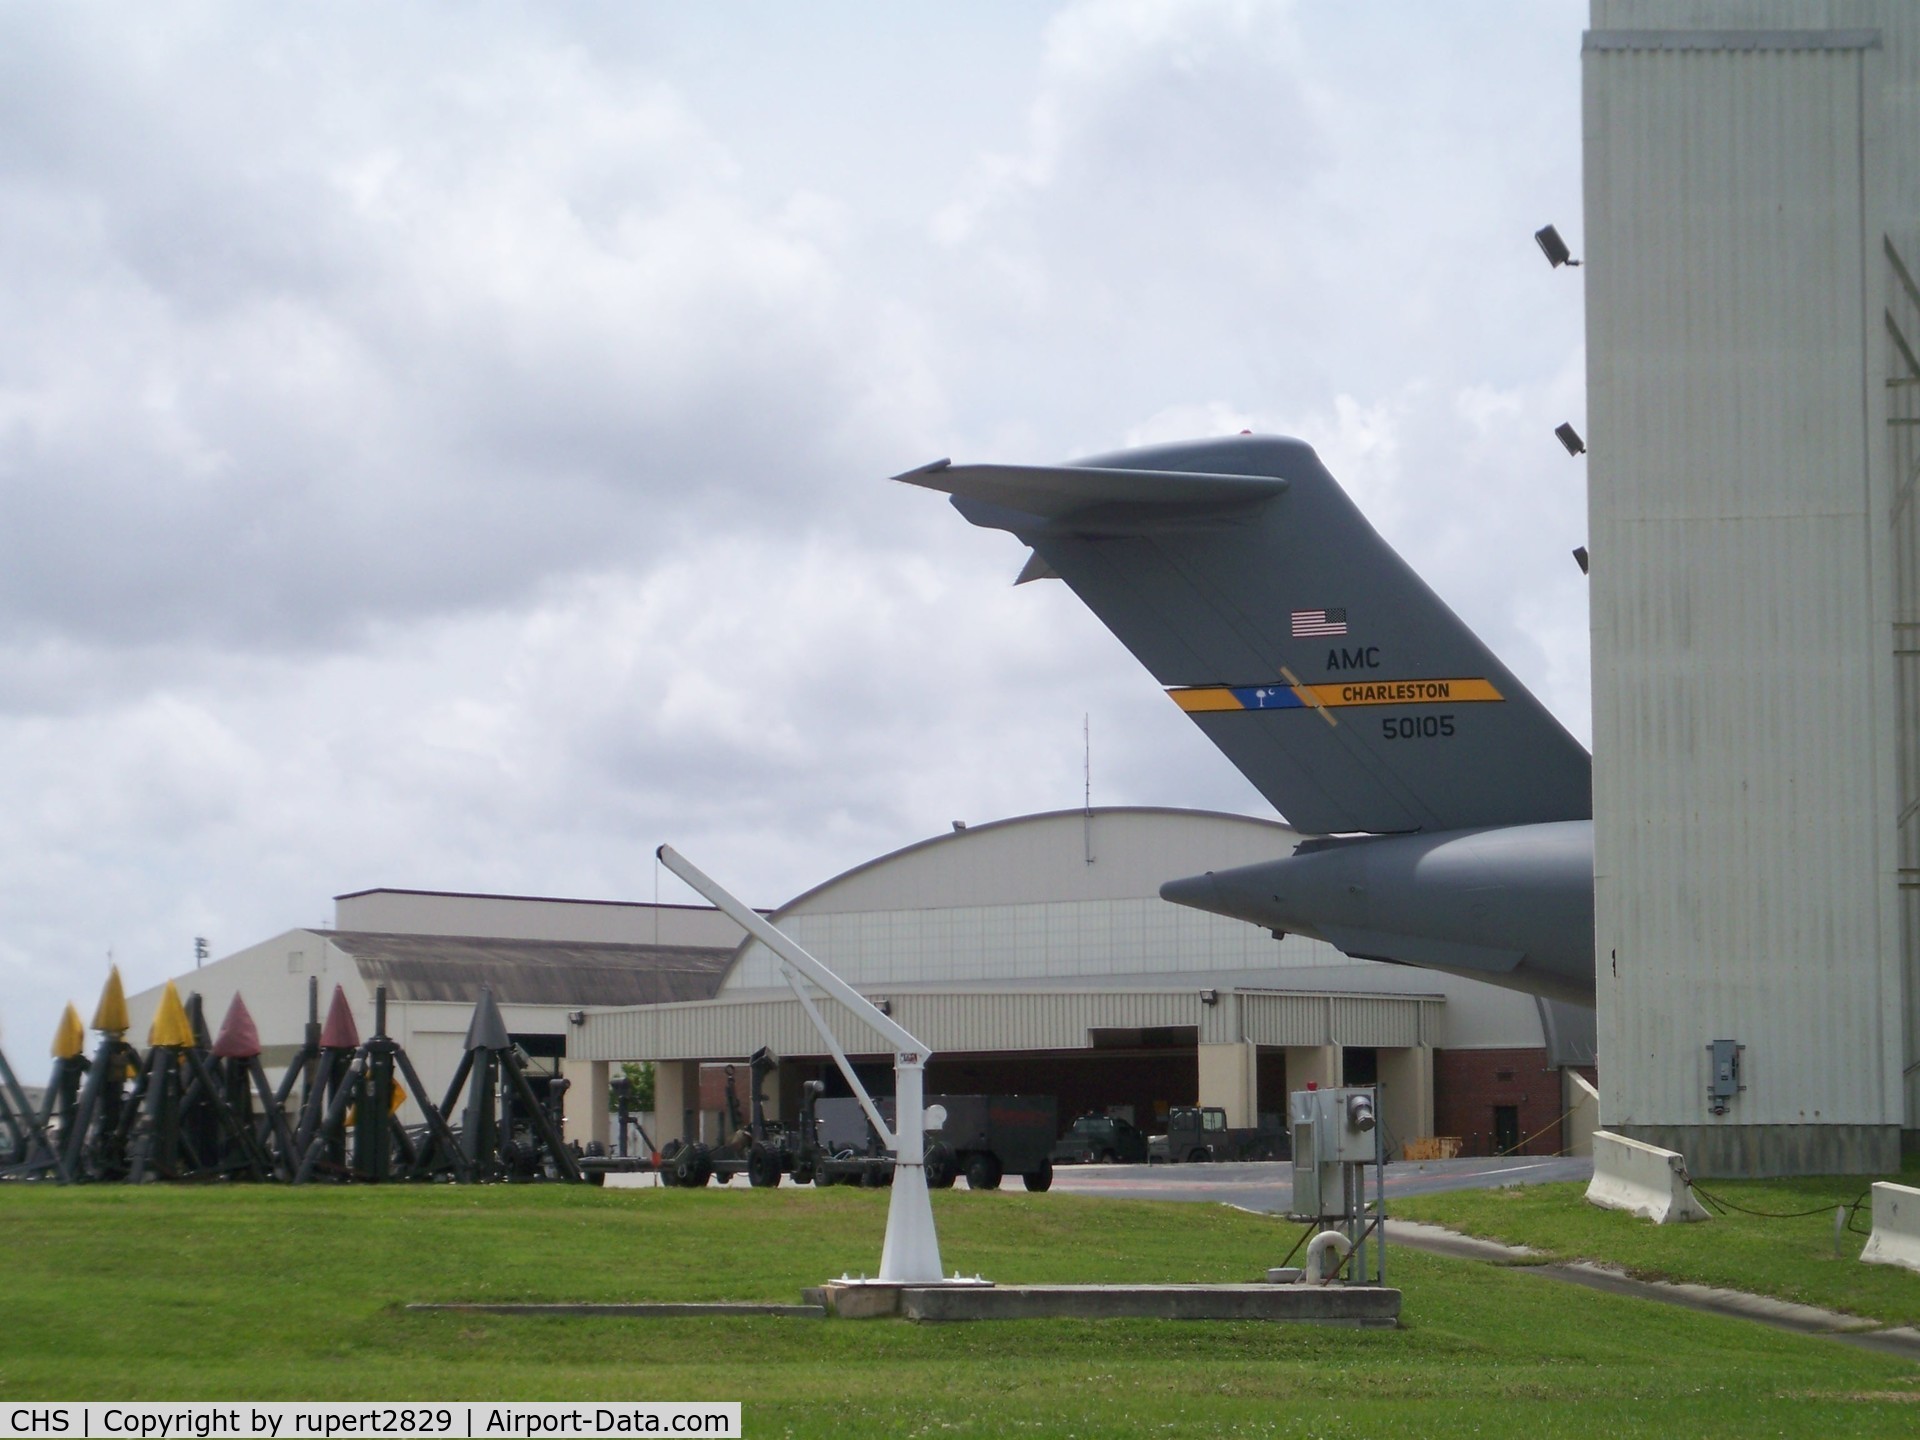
{"left": 1046, "top": 1154, "right": 1593, "bottom": 1212}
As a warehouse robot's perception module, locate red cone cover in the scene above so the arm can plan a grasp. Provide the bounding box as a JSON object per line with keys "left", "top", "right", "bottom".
{"left": 320, "top": 985, "right": 360, "bottom": 1050}
{"left": 212, "top": 993, "right": 262, "bottom": 1060}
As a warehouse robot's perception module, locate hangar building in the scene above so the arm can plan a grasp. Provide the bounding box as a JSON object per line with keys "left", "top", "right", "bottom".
{"left": 568, "top": 807, "right": 1596, "bottom": 1160}
{"left": 124, "top": 889, "right": 744, "bottom": 1127}
{"left": 124, "top": 808, "right": 1591, "bottom": 1160}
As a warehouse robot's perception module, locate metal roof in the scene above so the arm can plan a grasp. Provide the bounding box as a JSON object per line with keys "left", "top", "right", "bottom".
{"left": 756, "top": 806, "right": 1296, "bottom": 919}
{"left": 322, "top": 931, "right": 731, "bottom": 1007}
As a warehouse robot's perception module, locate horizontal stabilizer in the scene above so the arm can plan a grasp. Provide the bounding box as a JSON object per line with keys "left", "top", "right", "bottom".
{"left": 894, "top": 458, "right": 1286, "bottom": 522}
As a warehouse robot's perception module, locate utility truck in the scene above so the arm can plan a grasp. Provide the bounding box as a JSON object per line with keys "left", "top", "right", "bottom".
{"left": 1147, "top": 1105, "right": 1287, "bottom": 1164}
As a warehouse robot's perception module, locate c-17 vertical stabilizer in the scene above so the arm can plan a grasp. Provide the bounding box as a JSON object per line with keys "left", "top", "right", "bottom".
{"left": 901, "top": 435, "right": 1597, "bottom": 1006}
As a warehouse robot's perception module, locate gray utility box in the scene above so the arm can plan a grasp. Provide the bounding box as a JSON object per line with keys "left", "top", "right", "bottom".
{"left": 1290, "top": 1087, "right": 1378, "bottom": 1220}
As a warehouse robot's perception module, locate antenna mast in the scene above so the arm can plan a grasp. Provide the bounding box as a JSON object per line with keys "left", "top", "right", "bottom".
{"left": 1082, "top": 713, "right": 1095, "bottom": 866}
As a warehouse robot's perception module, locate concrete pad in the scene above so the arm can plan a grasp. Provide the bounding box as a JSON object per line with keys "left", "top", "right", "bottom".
{"left": 1546, "top": 1262, "right": 1869, "bottom": 1335}
{"left": 899, "top": 1284, "right": 1401, "bottom": 1325}
{"left": 1860, "top": 1182, "right": 1920, "bottom": 1275}
{"left": 1385, "top": 1218, "right": 1537, "bottom": 1263}
{"left": 407, "top": 1302, "right": 824, "bottom": 1318}
{"left": 820, "top": 1278, "right": 995, "bottom": 1318}
{"left": 820, "top": 1283, "right": 910, "bottom": 1319}
{"left": 1856, "top": 1327, "right": 1920, "bottom": 1361}
{"left": 1587, "top": 1130, "right": 1710, "bottom": 1223}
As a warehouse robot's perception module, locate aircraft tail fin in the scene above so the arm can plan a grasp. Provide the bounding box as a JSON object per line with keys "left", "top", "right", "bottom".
{"left": 902, "top": 435, "right": 1590, "bottom": 835}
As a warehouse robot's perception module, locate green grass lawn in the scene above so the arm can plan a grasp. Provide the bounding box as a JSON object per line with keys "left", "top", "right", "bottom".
{"left": 1393, "top": 1159, "right": 1920, "bottom": 1328}
{"left": 1, "top": 1184, "right": 1917, "bottom": 1437}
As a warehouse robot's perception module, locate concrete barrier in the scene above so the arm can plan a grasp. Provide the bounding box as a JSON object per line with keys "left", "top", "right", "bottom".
{"left": 1860, "top": 1182, "right": 1920, "bottom": 1274}
{"left": 1586, "top": 1130, "right": 1710, "bottom": 1224}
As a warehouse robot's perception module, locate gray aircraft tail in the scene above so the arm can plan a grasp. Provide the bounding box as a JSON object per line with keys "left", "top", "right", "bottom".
{"left": 899, "top": 434, "right": 1590, "bottom": 835}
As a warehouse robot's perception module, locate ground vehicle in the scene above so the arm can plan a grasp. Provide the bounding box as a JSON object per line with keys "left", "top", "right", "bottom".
{"left": 926, "top": 1093, "right": 1058, "bottom": 1192}
{"left": 811, "top": 1090, "right": 1058, "bottom": 1191}
{"left": 800, "top": 1084, "right": 897, "bottom": 1187}
{"left": 1050, "top": 1112, "right": 1149, "bottom": 1165}
{"left": 576, "top": 1070, "right": 665, "bottom": 1184}
{"left": 1147, "top": 1106, "right": 1287, "bottom": 1164}
{"left": 659, "top": 1048, "right": 795, "bottom": 1188}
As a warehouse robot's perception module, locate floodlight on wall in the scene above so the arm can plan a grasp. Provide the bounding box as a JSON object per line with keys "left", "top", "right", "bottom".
{"left": 1572, "top": 546, "right": 1590, "bottom": 575}
{"left": 1555, "top": 423, "right": 1587, "bottom": 457}
{"left": 1534, "top": 224, "right": 1581, "bottom": 268}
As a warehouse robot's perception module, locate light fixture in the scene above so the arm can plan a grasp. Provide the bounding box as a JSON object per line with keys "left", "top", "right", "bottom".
{"left": 1555, "top": 423, "right": 1586, "bottom": 457}
{"left": 1199, "top": 988, "right": 1219, "bottom": 1007}
{"left": 1534, "top": 224, "right": 1581, "bottom": 268}
{"left": 1572, "top": 546, "right": 1590, "bottom": 575}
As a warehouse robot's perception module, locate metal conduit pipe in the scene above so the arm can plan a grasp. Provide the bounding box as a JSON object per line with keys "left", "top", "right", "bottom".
{"left": 1303, "top": 1230, "right": 1353, "bottom": 1285}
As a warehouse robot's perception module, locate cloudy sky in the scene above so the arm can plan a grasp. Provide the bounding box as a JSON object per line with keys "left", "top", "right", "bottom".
{"left": 0, "top": 1, "right": 1591, "bottom": 1058}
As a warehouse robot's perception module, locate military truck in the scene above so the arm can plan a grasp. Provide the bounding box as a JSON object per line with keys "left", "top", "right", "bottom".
{"left": 1050, "top": 1112, "right": 1149, "bottom": 1165}
{"left": 811, "top": 1090, "right": 1058, "bottom": 1191}
{"left": 926, "top": 1093, "right": 1058, "bottom": 1191}
{"left": 1147, "top": 1105, "right": 1287, "bottom": 1164}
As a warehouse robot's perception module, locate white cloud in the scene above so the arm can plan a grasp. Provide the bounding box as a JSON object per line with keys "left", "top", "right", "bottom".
{"left": 0, "top": 0, "right": 1593, "bottom": 1057}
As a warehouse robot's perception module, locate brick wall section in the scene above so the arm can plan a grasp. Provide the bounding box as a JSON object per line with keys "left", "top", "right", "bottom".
{"left": 1432, "top": 1047, "right": 1563, "bottom": 1157}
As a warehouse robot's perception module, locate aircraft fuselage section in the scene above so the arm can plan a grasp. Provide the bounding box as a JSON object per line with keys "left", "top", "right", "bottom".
{"left": 1160, "top": 820, "right": 1595, "bottom": 1007}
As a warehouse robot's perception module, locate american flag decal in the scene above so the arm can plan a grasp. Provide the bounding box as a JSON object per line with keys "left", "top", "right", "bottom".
{"left": 1291, "top": 608, "right": 1348, "bottom": 637}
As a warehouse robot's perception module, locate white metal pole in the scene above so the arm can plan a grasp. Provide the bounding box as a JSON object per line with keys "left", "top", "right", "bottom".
{"left": 879, "top": 1055, "right": 941, "bottom": 1282}
{"left": 656, "top": 844, "right": 945, "bottom": 1284}
{"left": 781, "top": 963, "right": 894, "bottom": 1147}
{"left": 657, "top": 845, "right": 922, "bottom": 1052}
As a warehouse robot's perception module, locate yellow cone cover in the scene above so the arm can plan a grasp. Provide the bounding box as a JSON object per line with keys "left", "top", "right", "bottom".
{"left": 148, "top": 982, "right": 195, "bottom": 1049}
{"left": 52, "top": 1004, "right": 85, "bottom": 1060}
{"left": 92, "top": 967, "right": 130, "bottom": 1034}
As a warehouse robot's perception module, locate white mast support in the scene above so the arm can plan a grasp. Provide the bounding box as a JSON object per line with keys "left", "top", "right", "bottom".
{"left": 658, "top": 845, "right": 923, "bottom": 1053}
{"left": 780, "top": 962, "right": 894, "bottom": 1148}
{"left": 655, "top": 844, "right": 945, "bottom": 1284}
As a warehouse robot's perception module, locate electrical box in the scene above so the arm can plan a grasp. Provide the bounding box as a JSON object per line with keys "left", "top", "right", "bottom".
{"left": 1289, "top": 1087, "right": 1380, "bottom": 1219}
{"left": 1707, "top": 1039, "right": 1744, "bottom": 1115}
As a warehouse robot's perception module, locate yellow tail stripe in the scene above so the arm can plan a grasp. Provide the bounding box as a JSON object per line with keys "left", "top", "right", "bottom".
{"left": 1306, "top": 677, "right": 1504, "bottom": 707}
{"left": 1168, "top": 677, "right": 1504, "bottom": 712}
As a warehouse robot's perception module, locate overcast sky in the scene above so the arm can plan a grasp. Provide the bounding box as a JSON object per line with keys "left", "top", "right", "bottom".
{"left": 0, "top": 1, "right": 1591, "bottom": 1060}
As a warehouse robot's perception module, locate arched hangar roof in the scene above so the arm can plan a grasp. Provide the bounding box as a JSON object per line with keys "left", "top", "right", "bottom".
{"left": 760, "top": 806, "right": 1296, "bottom": 917}
{"left": 721, "top": 806, "right": 1315, "bottom": 993}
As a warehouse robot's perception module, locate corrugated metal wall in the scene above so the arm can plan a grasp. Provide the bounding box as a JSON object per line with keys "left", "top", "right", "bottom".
{"left": 575, "top": 987, "right": 1442, "bottom": 1063}
{"left": 724, "top": 898, "right": 1341, "bottom": 991}
{"left": 1890, "top": 238, "right": 1920, "bottom": 1126}
{"left": 1585, "top": 21, "right": 1908, "bottom": 1145}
